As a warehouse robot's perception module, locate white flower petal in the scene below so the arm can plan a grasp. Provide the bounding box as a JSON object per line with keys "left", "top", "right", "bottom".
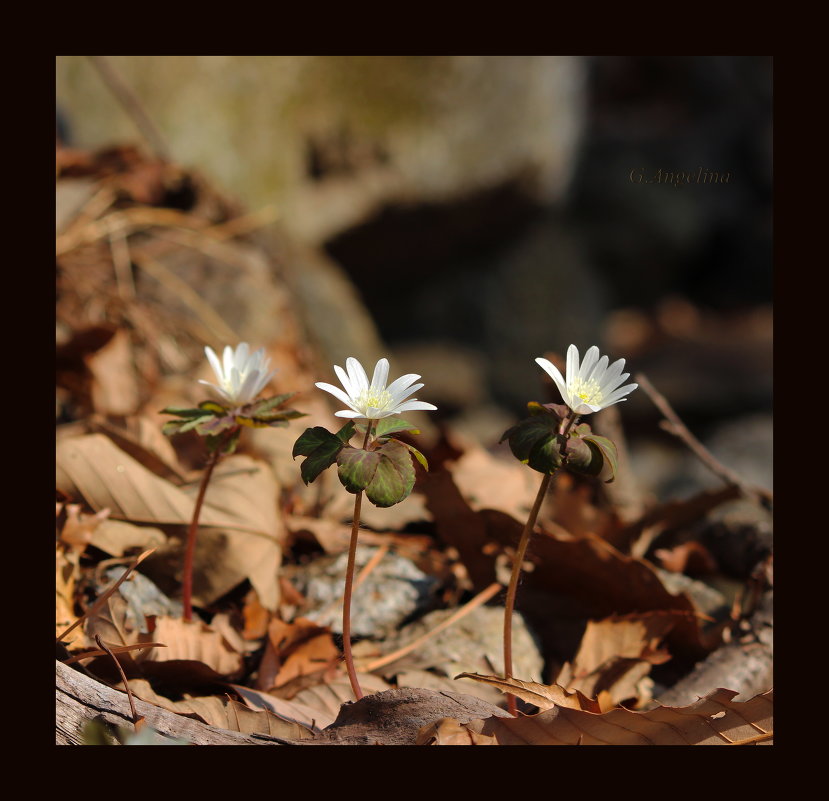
{"left": 579, "top": 346, "right": 600, "bottom": 381}
{"left": 603, "top": 383, "right": 638, "bottom": 405}
{"left": 346, "top": 357, "right": 369, "bottom": 393}
{"left": 598, "top": 359, "right": 626, "bottom": 390}
{"left": 535, "top": 357, "right": 568, "bottom": 394}
{"left": 334, "top": 409, "right": 364, "bottom": 418}
{"left": 223, "top": 345, "right": 235, "bottom": 378}
{"left": 385, "top": 373, "right": 421, "bottom": 399}
{"left": 392, "top": 400, "right": 438, "bottom": 413}
{"left": 393, "top": 382, "right": 424, "bottom": 403}
{"left": 585, "top": 355, "right": 608, "bottom": 383}
{"left": 566, "top": 345, "right": 579, "bottom": 384}
{"left": 334, "top": 364, "right": 354, "bottom": 397}
{"left": 315, "top": 382, "right": 358, "bottom": 409}
{"left": 237, "top": 370, "right": 260, "bottom": 405}
{"left": 602, "top": 371, "right": 630, "bottom": 395}
{"left": 370, "top": 358, "right": 390, "bottom": 391}
{"left": 205, "top": 347, "right": 223, "bottom": 383}
{"left": 236, "top": 343, "right": 250, "bottom": 371}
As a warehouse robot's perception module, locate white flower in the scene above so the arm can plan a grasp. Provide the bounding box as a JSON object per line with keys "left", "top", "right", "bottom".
{"left": 199, "top": 343, "right": 276, "bottom": 406}
{"left": 315, "top": 357, "right": 437, "bottom": 419}
{"left": 535, "top": 344, "right": 638, "bottom": 415}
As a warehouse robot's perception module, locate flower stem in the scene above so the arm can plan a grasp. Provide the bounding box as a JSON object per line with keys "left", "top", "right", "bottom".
{"left": 503, "top": 408, "right": 578, "bottom": 715}
{"left": 503, "top": 471, "right": 551, "bottom": 716}
{"left": 341, "top": 421, "right": 374, "bottom": 701}
{"left": 182, "top": 441, "right": 225, "bottom": 623}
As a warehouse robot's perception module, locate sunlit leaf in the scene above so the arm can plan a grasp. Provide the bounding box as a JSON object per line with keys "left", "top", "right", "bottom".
{"left": 337, "top": 447, "right": 381, "bottom": 493}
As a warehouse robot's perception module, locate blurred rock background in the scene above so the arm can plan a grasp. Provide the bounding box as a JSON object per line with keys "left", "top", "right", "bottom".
{"left": 56, "top": 55, "right": 772, "bottom": 504}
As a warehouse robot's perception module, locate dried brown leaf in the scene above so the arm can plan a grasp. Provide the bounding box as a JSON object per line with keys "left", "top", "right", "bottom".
{"left": 556, "top": 613, "right": 676, "bottom": 707}
{"left": 86, "top": 327, "right": 140, "bottom": 415}
{"left": 137, "top": 615, "right": 244, "bottom": 680}
{"left": 256, "top": 617, "right": 340, "bottom": 693}
{"left": 417, "top": 717, "right": 498, "bottom": 745}
{"left": 229, "top": 684, "right": 337, "bottom": 730}
{"left": 289, "top": 674, "right": 393, "bottom": 722}
{"left": 455, "top": 673, "right": 600, "bottom": 712}
{"left": 56, "top": 435, "right": 284, "bottom": 608}
{"left": 56, "top": 434, "right": 277, "bottom": 534}
{"left": 126, "top": 679, "right": 316, "bottom": 739}
{"left": 475, "top": 688, "right": 773, "bottom": 745}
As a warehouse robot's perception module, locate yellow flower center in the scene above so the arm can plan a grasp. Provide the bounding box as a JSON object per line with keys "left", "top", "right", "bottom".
{"left": 571, "top": 377, "right": 603, "bottom": 405}
{"left": 358, "top": 388, "right": 393, "bottom": 410}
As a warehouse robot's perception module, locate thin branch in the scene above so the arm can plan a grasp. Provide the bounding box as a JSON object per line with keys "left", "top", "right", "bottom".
{"left": 635, "top": 372, "right": 772, "bottom": 508}
{"left": 87, "top": 56, "right": 171, "bottom": 160}
{"left": 94, "top": 635, "right": 144, "bottom": 731}
{"left": 57, "top": 547, "right": 156, "bottom": 644}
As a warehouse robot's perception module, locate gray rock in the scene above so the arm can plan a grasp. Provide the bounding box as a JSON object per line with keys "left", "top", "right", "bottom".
{"left": 288, "top": 545, "right": 438, "bottom": 638}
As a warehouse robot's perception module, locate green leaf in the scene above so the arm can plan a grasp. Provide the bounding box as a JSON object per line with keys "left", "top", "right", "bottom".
{"left": 160, "top": 406, "right": 213, "bottom": 419}
{"left": 292, "top": 422, "right": 355, "bottom": 485}
{"left": 373, "top": 418, "right": 421, "bottom": 438}
{"left": 393, "top": 438, "right": 429, "bottom": 471}
{"left": 563, "top": 436, "right": 604, "bottom": 478}
{"left": 245, "top": 393, "right": 297, "bottom": 417}
{"left": 177, "top": 414, "right": 219, "bottom": 433}
{"left": 195, "top": 415, "right": 239, "bottom": 436}
{"left": 253, "top": 409, "right": 306, "bottom": 424}
{"left": 364, "top": 440, "right": 416, "bottom": 508}
{"left": 526, "top": 435, "right": 565, "bottom": 474}
{"left": 336, "top": 447, "right": 381, "bottom": 492}
{"left": 162, "top": 420, "right": 188, "bottom": 436}
{"left": 199, "top": 401, "right": 229, "bottom": 414}
{"left": 583, "top": 434, "right": 618, "bottom": 483}
{"left": 501, "top": 414, "right": 560, "bottom": 468}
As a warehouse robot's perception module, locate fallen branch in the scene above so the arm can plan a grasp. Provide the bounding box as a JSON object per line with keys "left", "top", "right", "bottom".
{"left": 56, "top": 660, "right": 274, "bottom": 745}
{"left": 635, "top": 372, "right": 772, "bottom": 509}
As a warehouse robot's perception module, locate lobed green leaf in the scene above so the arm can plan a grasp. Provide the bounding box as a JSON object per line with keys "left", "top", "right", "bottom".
{"left": 336, "top": 447, "right": 381, "bottom": 493}
{"left": 292, "top": 422, "right": 355, "bottom": 485}
{"left": 365, "top": 440, "right": 416, "bottom": 507}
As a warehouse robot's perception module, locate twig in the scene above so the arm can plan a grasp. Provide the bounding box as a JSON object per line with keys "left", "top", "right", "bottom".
{"left": 63, "top": 642, "right": 167, "bottom": 665}
{"left": 87, "top": 56, "right": 171, "bottom": 161}
{"left": 729, "top": 731, "right": 773, "bottom": 745}
{"left": 57, "top": 548, "right": 156, "bottom": 644}
{"left": 635, "top": 372, "right": 772, "bottom": 508}
{"left": 94, "top": 635, "right": 144, "bottom": 732}
{"left": 108, "top": 227, "right": 135, "bottom": 300}
{"left": 363, "top": 581, "right": 503, "bottom": 672}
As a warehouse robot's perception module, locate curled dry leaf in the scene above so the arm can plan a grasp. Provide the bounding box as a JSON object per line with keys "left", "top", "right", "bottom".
{"left": 556, "top": 613, "right": 676, "bottom": 708}
{"left": 256, "top": 617, "right": 340, "bottom": 694}
{"left": 288, "top": 674, "right": 393, "bottom": 723}
{"left": 417, "top": 717, "right": 498, "bottom": 745}
{"left": 450, "top": 688, "right": 773, "bottom": 745}
{"left": 455, "top": 673, "right": 600, "bottom": 712}
{"left": 228, "top": 684, "right": 338, "bottom": 730}
{"left": 137, "top": 615, "right": 244, "bottom": 681}
{"left": 126, "top": 679, "right": 316, "bottom": 740}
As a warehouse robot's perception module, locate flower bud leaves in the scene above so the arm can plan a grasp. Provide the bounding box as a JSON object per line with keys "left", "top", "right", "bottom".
{"left": 501, "top": 403, "right": 619, "bottom": 482}
{"left": 162, "top": 393, "right": 305, "bottom": 441}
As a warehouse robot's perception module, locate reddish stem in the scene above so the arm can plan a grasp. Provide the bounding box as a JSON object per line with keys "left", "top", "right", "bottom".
{"left": 503, "top": 471, "right": 551, "bottom": 716}
{"left": 503, "top": 408, "right": 578, "bottom": 715}
{"left": 341, "top": 422, "right": 374, "bottom": 701}
{"left": 182, "top": 443, "right": 224, "bottom": 623}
